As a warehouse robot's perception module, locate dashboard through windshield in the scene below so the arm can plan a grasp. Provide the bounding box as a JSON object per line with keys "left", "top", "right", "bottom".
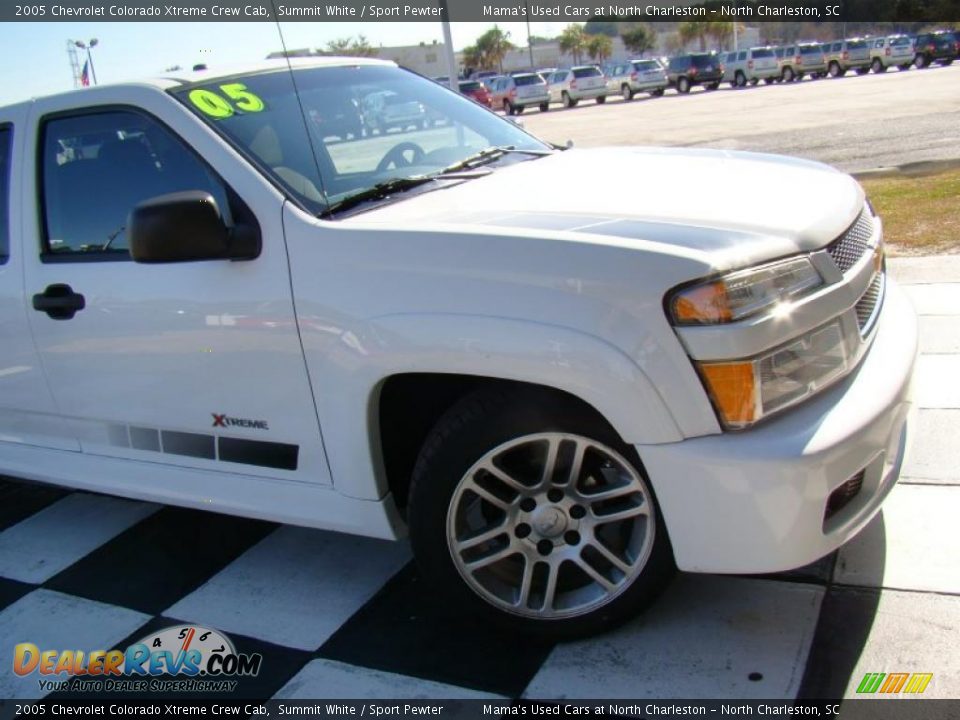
{"left": 173, "top": 62, "right": 550, "bottom": 215}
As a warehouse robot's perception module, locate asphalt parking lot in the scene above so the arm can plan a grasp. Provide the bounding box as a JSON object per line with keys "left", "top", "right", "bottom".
{"left": 0, "top": 255, "right": 957, "bottom": 701}
{"left": 520, "top": 63, "right": 960, "bottom": 173}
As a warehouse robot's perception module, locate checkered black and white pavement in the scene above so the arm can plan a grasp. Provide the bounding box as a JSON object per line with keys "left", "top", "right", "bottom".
{"left": 1, "top": 256, "right": 958, "bottom": 702}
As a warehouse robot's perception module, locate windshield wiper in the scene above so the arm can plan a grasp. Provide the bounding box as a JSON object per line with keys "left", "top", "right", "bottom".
{"left": 322, "top": 175, "right": 437, "bottom": 217}
{"left": 437, "top": 145, "right": 553, "bottom": 175}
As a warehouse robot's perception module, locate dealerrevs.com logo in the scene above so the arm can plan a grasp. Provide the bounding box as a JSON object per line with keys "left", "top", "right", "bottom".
{"left": 14, "top": 625, "right": 263, "bottom": 693}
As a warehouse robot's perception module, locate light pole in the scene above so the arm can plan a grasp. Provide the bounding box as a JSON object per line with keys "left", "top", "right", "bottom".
{"left": 74, "top": 38, "right": 99, "bottom": 85}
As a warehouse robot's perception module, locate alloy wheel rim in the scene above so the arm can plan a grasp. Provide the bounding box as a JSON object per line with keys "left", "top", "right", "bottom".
{"left": 446, "top": 433, "right": 656, "bottom": 619}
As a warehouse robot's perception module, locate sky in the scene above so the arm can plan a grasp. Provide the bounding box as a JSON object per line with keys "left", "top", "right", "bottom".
{"left": 0, "top": 21, "right": 570, "bottom": 106}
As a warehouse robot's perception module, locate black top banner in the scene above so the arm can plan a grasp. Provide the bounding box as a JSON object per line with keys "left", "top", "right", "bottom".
{"left": 3, "top": 0, "right": 959, "bottom": 23}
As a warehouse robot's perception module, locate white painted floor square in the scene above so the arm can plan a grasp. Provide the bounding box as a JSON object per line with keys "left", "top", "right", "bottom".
{"left": 0, "top": 589, "right": 150, "bottom": 699}
{"left": 913, "top": 354, "right": 960, "bottom": 410}
{"left": 0, "top": 494, "right": 157, "bottom": 584}
{"left": 275, "top": 658, "right": 504, "bottom": 700}
{"left": 901, "top": 409, "right": 960, "bottom": 483}
{"left": 166, "top": 526, "right": 410, "bottom": 651}
{"left": 900, "top": 283, "right": 960, "bottom": 316}
{"left": 523, "top": 575, "right": 823, "bottom": 700}
{"left": 834, "top": 484, "right": 960, "bottom": 594}
{"left": 839, "top": 589, "right": 960, "bottom": 698}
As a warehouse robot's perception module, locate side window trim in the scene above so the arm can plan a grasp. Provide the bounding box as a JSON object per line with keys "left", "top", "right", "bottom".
{"left": 36, "top": 104, "right": 243, "bottom": 264}
{"left": 0, "top": 123, "right": 11, "bottom": 265}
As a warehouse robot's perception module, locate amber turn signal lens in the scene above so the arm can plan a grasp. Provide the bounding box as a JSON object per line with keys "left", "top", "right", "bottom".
{"left": 673, "top": 282, "right": 732, "bottom": 323}
{"left": 700, "top": 362, "right": 756, "bottom": 427}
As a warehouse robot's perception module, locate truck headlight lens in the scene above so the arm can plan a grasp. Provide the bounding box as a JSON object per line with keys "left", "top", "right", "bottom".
{"left": 671, "top": 257, "right": 823, "bottom": 325}
{"left": 698, "top": 321, "right": 849, "bottom": 428}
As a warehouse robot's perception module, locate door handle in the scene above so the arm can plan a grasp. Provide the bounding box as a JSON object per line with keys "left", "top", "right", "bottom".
{"left": 32, "top": 284, "right": 86, "bottom": 320}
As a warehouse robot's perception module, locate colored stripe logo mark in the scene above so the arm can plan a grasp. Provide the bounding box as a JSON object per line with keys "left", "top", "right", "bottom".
{"left": 857, "top": 672, "right": 933, "bottom": 694}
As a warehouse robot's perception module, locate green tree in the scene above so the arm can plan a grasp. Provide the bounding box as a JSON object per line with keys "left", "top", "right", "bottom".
{"left": 678, "top": 21, "right": 711, "bottom": 52}
{"left": 474, "top": 25, "right": 514, "bottom": 73}
{"left": 559, "top": 24, "right": 588, "bottom": 65}
{"left": 587, "top": 34, "right": 614, "bottom": 64}
{"left": 621, "top": 25, "right": 655, "bottom": 57}
{"left": 325, "top": 35, "right": 377, "bottom": 57}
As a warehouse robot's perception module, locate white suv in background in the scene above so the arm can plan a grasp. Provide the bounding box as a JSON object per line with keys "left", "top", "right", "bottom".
{"left": 548, "top": 66, "right": 608, "bottom": 107}
{"left": 606, "top": 59, "right": 668, "bottom": 100}
{"left": 870, "top": 35, "right": 916, "bottom": 72}
{"left": 723, "top": 47, "right": 781, "bottom": 87}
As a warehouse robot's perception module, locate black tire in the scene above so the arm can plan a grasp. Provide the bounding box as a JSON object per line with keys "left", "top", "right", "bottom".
{"left": 915, "top": 54, "right": 927, "bottom": 69}
{"left": 596, "top": 96, "right": 606, "bottom": 104}
{"left": 829, "top": 61, "right": 844, "bottom": 77}
{"left": 944, "top": 58, "right": 955, "bottom": 66}
{"left": 706, "top": 82, "right": 720, "bottom": 91}
{"left": 503, "top": 100, "right": 514, "bottom": 116}
{"left": 898, "top": 64, "right": 912, "bottom": 71}
{"left": 748, "top": 77, "right": 759, "bottom": 86}
{"left": 651, "top": 87, "right": 665, "bottom": 97}
{"left": 407, "top": 388, "right": 676, "bottom": 639}
{"left": 539, "top": 102, "right": 549, "bottom": 112}
{"left": 622, "top": 84, "right": 634, "bottom": 101}
{"left": 872, "top": 58, "right": 885, "bottom": 73}
{"left": 783, "top": 67, "right": 795, "bottom": 82}
{"left": 734, "top": 71, "right": 746, "bottom": 88}
{"left": 677, "top": 76, "right": 691, "bottom": 94}
{"left": 514, "top": 104, "right": 525, "bottom": 115}
{"left": 855, "top": 67, "right": 870, "bottom": 75}
{"left": 763, "top": 77, "right": 775, "bottom": 84}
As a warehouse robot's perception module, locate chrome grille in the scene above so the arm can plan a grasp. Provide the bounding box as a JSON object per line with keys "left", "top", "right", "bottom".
{"left": 827, "top": 209, "right": 874, "bottom": 274}
{"left": 855, "top": 272, "right": 884, "bottom": 335}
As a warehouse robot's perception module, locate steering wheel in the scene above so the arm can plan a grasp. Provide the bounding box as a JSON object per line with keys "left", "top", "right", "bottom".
{"left": 376, "top": 142, "right": 426, "bottom": 173}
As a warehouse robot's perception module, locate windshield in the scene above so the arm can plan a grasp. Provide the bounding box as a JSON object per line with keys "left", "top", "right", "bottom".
{"left": 847, "top": 40, "right": 868, "bottom": 49}
{"left": 691, "top": 55, "right": 718, "bottom": 68}
{"left": 751, "top": 48, "right": 775, "bottom": 58}
{"left": 514, "top": 74, "right": 545, "bottom": 86}
{"left": 173, "top": 63, "right": 549, "bottom": 215}
{"left": 799, "top": 45, "right": 822, "bottom": 54}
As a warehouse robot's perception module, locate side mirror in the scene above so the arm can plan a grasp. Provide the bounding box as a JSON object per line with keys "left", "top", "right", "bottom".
{"left": 129, "top": 191, "right": 259, "bottom": 263}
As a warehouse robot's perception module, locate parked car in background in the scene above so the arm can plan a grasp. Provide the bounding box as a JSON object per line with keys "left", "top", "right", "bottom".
{"left": 360, "top": 90, "right": 427, "bottom": 134}
{"left": 869, "top": 35, "right": 916, "bottom": 72}
{"left": 822, "top": 39, "right": 872, "bottom": 77}
{"left": 774, "top": 43, "right": 827, "bottom": 81}
{"left": 458, "top": 80, "right": 492, "bottom": 108}
{"left": 606, "top": 59, "right": 668, "bottom": 100}
{"left": 913, "top": 31, "right": 957, "bottom": 68}
{"left": 487, "top": 73, "right": 550, "bottom": 115}
{"left": 469, "top": 70, "right": 499, "bottom": 83}
{"left": 723, "top": 47, "right": 780, "bottom": 87}
{"left": 667, "top": 52, "right": 724, "bottom": 93}
{"left": 547, "top": 66, "right": 608, "bottom": 107}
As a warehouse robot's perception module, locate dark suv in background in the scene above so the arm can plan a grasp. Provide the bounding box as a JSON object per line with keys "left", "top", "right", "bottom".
{"left": 667, "top": 52, "right": 724, "bottom": 93}
{"left": 913, "top": 31, "right": 958, "bottom": 67}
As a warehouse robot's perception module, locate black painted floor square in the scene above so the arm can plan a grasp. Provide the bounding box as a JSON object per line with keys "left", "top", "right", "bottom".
{"left": 319, "top": 563, "right": 556, "bottom": 697}
{"left": 44, "top": 507, "right": 276, "bottom": 615}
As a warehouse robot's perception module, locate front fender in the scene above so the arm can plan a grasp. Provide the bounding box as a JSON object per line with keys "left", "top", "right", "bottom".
{"left": 307, "top": 312, "right": 683, "bottom": 500}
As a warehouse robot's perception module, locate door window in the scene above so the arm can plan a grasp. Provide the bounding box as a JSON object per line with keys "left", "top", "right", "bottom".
{"left": 0, "top": 126, "right": 10, "bottom": 264}
{"left": 40, "top": 109, "right": 232, "bottom": 260}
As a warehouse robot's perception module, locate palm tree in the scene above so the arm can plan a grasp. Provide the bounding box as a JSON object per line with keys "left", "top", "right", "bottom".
{"left": 621, "top": 25, "right": 654, "bottom": 57}
{"left": 707, "top": 22, "right": 740, "bottom": 51}
{"left": 476, "top": 26, "right": 514, "bottom": 73}
{"left": 587, "top": 35, "right": 613, "bottom": 64}
{"left": 559, "top": 24, "right": 587, "bottom": 65}
{"left": 678, "top": 21, "right": 711, "bottom": 52}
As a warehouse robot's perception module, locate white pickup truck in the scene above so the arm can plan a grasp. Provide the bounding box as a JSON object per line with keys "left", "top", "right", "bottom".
{"left": 0, "top": 57, "right": 916, "bottom": 637}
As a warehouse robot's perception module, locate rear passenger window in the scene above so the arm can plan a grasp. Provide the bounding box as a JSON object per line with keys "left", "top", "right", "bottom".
{"left": 0, "top": 126, "right": 10, "bottom": 264}
{"left": 40, "top": 109, "right": 231, "bottom": 259}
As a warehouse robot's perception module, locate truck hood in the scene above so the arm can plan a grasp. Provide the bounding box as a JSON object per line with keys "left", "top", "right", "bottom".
{"left": 346, "top": 146, "right": 866, "bottom": 268}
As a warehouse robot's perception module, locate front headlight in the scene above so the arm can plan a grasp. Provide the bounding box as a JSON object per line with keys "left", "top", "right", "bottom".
{"left": 697, "top": 321, "right": 850, "bottom": 428}
{"left": 670, "top": 256, "right": 823, "bottom": 325}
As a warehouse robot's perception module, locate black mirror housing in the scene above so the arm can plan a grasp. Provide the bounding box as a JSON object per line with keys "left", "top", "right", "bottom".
{"left": 129, "top": 191, "right": 258, "bottom": 263}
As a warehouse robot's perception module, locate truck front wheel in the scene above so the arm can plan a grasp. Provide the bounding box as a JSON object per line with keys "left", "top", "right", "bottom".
{"left": 407, "top": 388, "right": 675, "bottom": 638}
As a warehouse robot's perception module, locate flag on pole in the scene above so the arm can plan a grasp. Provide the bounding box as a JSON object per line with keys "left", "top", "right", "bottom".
{"left": 80, "top": 60, "right": 90, "bottom": 87}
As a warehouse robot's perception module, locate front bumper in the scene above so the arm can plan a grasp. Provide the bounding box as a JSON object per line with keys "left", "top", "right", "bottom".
{"left": 637, "top": 279, "right": 916, "bottom": 573}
